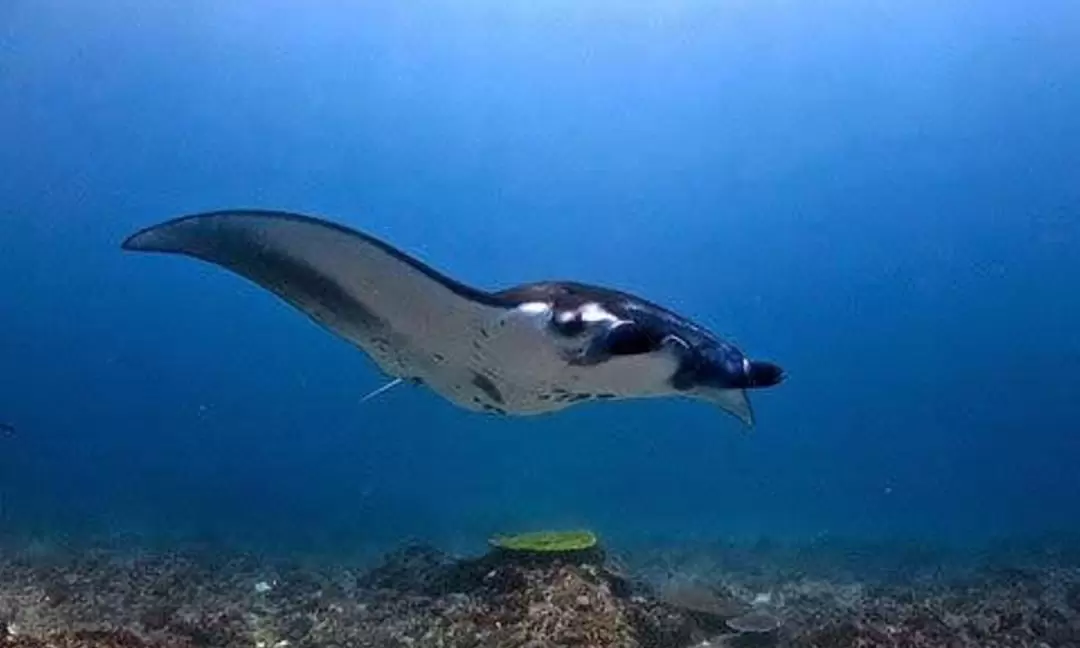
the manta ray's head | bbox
[671,336,785,426]
[690,341,786,390]
[563,300,784,427]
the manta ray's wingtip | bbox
[120,209,352,254]
[120,210,241,251]
[120,214,199,253]
[120,225,157,252]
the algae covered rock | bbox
[489,530,599,553]
[487,530,605,571]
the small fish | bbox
[122,210,784,427]
[0,423,14,436]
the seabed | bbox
[1,533,1079,648]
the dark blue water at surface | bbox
[1,0,1078,558]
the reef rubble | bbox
[1,536,1079,648]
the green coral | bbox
[489,530,599,553]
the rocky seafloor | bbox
[2,535,1080,648]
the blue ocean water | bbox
[1,1,1078,559]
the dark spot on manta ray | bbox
[471,373,505,404]
[481,404,507,415]
[596,393,616,400]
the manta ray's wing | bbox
[122,210,524,411]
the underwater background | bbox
[2,0,1079,561]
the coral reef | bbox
[1,535,1080,647]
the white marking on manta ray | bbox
[518,301,551,316]
[578,302,619,324]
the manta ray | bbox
[122,210,784,427]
